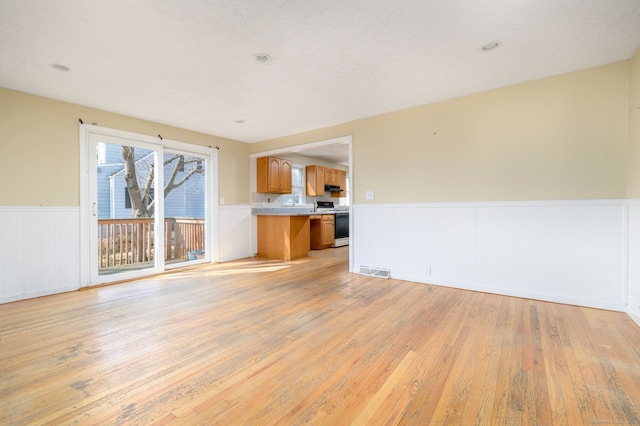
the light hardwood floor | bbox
[1,247,639,425]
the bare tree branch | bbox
[121,149,202,218]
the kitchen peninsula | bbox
[256,211,312,261]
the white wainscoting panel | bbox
[0,206,80,303]
[218,205,253,262]
[353,200,627,311]
[627,201,640,326]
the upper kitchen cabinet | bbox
[257,156,292,194]
[324,168,339,186]
[332,169,347,198]
[306,165,325,196]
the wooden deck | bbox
[1,247,639,425]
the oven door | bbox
[334,212,349,239]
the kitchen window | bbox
[282,165,305,206]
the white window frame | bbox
[282,164,305,206]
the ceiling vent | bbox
[359,266,390,279]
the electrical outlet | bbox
[426,266,431,276]
[219,197,225,205]
[366,190,375,200]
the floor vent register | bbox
[358,266,391,279]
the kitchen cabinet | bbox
[257,156,292,194]
[310,214,335,249]
[331,169,347,198]
[324,168,339,186]
[257,215,310,260]
[306,165,325,196]
[321,167,347,197]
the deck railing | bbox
[98,218,204,269]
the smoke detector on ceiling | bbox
[254,53,272,63]
[51,63,70,71]
[481,41,502,51]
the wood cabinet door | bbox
[279,159,292,193]
[306,165,325,196]
[331,169,347,198]
[267,157,282,192]
[339,170,347,190]
[321,215,335,247]
[324,168,336,185]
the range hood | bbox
[324,184,343,193]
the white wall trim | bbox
[0,285,79,305]
[353,199,628,312]
[249,135,352,159]
[356,199,628,209]
[627,305,640,328]
[626,201,640,326]
[218,205,253,262]
[0,206,79,212]
[0,206,80,304]
[392,274,627,312]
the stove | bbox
[315,201,348,213]
[315,201,349,247]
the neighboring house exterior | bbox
[97,142,205,219]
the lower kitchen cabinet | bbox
[310,214,335,249]
[257,215,310,261]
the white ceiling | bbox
[1,0,639,146]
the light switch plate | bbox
[365,190,375,200]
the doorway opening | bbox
[251,135,353,272]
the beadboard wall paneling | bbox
[0,207,80,303]
[218,205,254,262]
[353,205,477,284]
[627,201,640,326]
[353,200,627,311]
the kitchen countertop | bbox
[252,208,349,216]
[252,208,314,216]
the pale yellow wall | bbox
[629,49,640,198]
[252,62,630,203]
[0,87,250,206]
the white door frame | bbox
[250,135,353,273]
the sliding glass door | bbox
[83,127,213,285]
[162,149,208,267]
[89,133,162,282]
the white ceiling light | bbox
[481,41,502,51]
[254,53,272,63]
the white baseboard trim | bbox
[391,272,627,312]
[0,285,79,305]
[627,305,640,327]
